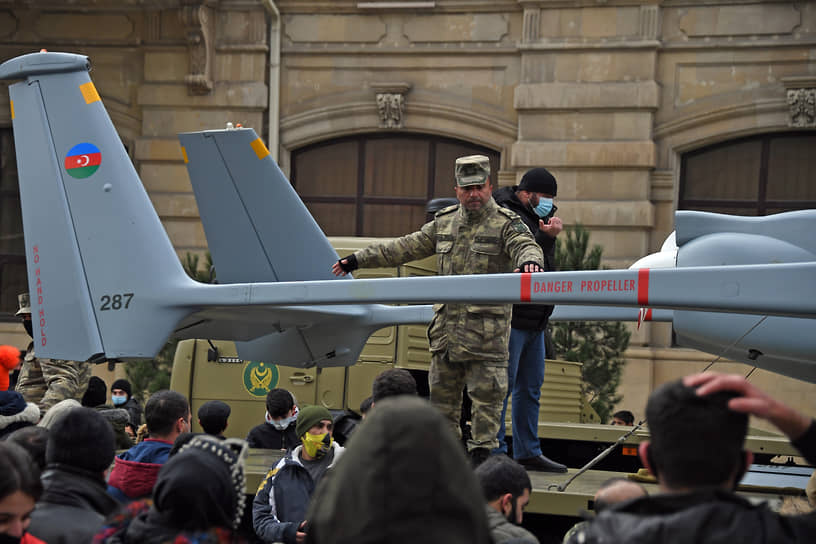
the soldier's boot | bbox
[517,454,567,473]
[469,447,490,468]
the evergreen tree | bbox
[550,225,630,423]
[125,252,214,403]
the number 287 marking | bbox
[100,293,134,311]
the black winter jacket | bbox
[246,421,299,450]
[28,464,121,544]
[566,489,816,544]
[493,185,556,330]
[566,421,816,544]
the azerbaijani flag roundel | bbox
[64,143,101,179]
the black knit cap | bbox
[518,167,557,196]
[46,407,115,473]
[81,376,108,407]
[198,400,231,435]
[154,435,247,530]
[111,378,132,399]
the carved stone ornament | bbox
[371,82,411,129]
[787,88,816,128]
[180,2,214,95]
[376,93,405,128]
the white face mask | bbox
[265,406,298,431]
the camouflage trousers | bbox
[16,348,92,418]
[429,350,507,452]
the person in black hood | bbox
[82,376,133,449]
[27,407,121,544]
[565,373,816,544]
[94,434,249,543]
[304,396,493,544]
[492,168,566,473]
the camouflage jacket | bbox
[16,342,91,417]
[354,198,543,362]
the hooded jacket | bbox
[493,186,556,330]
[28,464,121,544]
[253,442,345,544]
[107,438,173,502]
[0,390,39,439]
[565,489,816,544]
[567,421,816,544]
[94,500,248,544]
[304,396,493,544]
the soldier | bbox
[14,293,92,419]
[332,155,544,465]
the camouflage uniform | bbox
[354,195,543,451]
[14,293,91,418]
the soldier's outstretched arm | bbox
[502,220,544,272]
[350,222,437,271]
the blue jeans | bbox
[493,328,545,459]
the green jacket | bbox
[355,198,543,362]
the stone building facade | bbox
[1,0,814,421]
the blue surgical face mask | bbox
[533,198,553,218]
[111,394,127,406]
[266,407,298,431]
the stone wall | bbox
[2,0,815,421]
[271,0,816,421]
[0,0,269,264]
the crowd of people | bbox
[2,156,815,542]
[1,370,814,543]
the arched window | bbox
[679,132,816,215]
[0,128,26,319]
[291,133,500,237]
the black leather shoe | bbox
[469,447,490,468]
[517,455,567,473]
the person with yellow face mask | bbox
[252,405,345,544]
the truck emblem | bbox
[243,360,278,397]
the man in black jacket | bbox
[246,388,299,450]
[566,373,816,543]
[492,168,566,472]
[28,407,120,543]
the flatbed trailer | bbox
[243,427,811,518]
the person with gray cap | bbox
[332,155,544,466]
[14,292,92,419]
[253,404,345,543]
[27,407,121,543]
[492,168,567,472]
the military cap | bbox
[455,155,490,187]
[15,293,30,316]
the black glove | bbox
[337,254,359,273]
[518,261,543,273]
